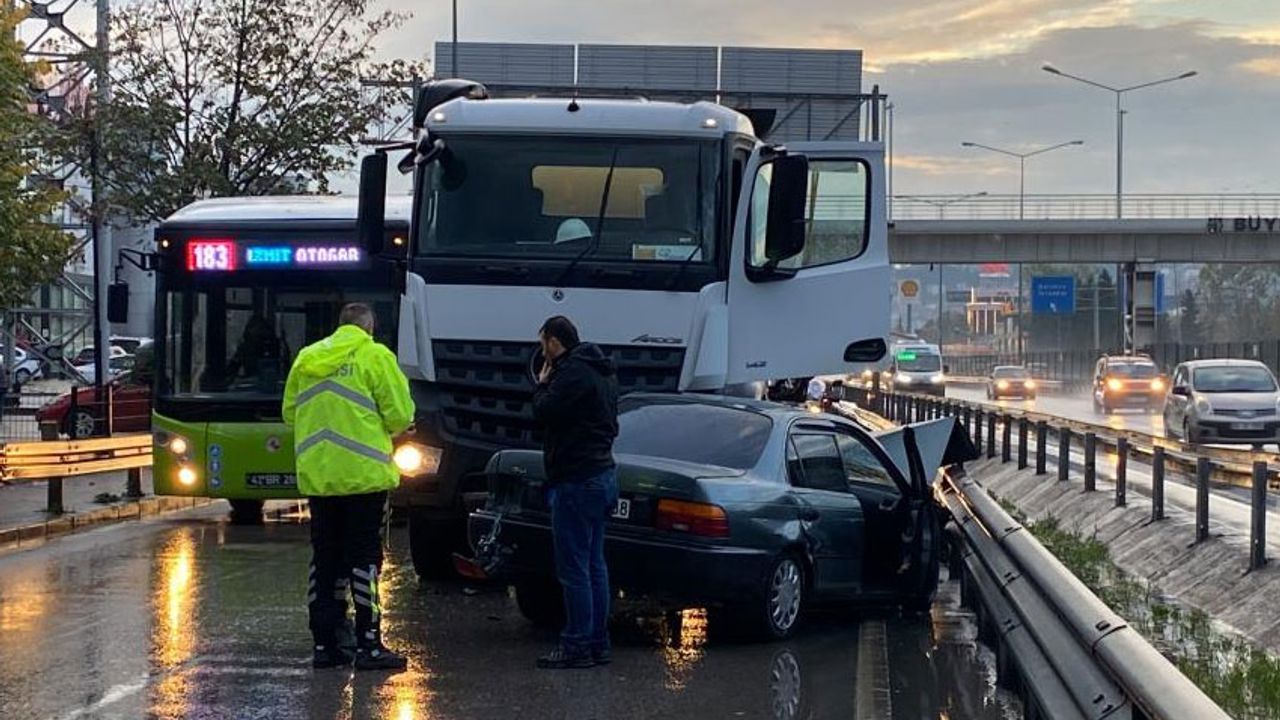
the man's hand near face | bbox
[538,362,554,385]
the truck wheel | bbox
[408,510,454,579]
[514,578,565,628]
[228,499,264,525]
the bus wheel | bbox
[229,499,264,525]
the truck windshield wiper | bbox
[663,243,703,291]
[554,147,619,288]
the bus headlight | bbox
[176,465,198,487]
[169,436,189,455]
[155,431,190,457]
[394,442,442,477]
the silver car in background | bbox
[1163,359,1280,446]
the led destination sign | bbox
[186,240,366,272]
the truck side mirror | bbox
[107,282,130,324]
[764,154,810,263]
[357,153,388,256]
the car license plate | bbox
[1231,422,1264,431]
[245,473,296,489]
[610,497,631,520]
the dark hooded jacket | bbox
[532,343,619,484]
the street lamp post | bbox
[1042,64,1196,219]
[960,140,1084,219]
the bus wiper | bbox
[554,147,618,288]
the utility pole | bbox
[960,140,1084,219]
[91,0,112,389]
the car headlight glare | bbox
[1106,377,1123,392]
[394,442,442,477]
[996,380,1010,390]
[1024,380,1036,389]
[930,374,945,384]
[897,375,912,384]
[1151,378,1166,392]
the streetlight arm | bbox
[961,141,1022,159]
[1023,140,1085,158]
[1118,72,1198,93]
[1042,66,1119,93]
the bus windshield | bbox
[417,134,719,264]
[159,284,396,401]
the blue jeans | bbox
[548,468,618,656]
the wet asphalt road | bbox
[0,507,1020,720]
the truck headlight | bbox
[394,442,442,477]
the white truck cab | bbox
[356,79,891,575]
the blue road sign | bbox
[1031,276,1076,314]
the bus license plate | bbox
[610,498,631,520]
[246,473,297,489]
[1231,422,1264,431]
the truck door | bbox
[726,143,889,385]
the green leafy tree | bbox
[63,0,422,223]
[0,6,76,310]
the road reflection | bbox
[150,528,198,718]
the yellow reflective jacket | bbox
[282,325,414,496]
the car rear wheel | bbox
[228,499,264,525]
[514,578,564,629]
[716,554,805,641]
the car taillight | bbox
[655,499,730,537]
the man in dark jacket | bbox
[531,315,619,669]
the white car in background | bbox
[1164,359,1280,447]
[1,347,46,387]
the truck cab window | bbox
[748,158,871,271]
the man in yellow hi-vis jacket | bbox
[283,303,414,672]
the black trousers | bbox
[307,491,388,649]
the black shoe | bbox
[536,647,595,670]
[592,648,612,666]
[355,645,408,672]
[312,645,354,669]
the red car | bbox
[37,373,151,438]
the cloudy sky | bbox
[378,0,1280,197]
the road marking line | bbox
[855,618,893,719]
[55,674,148,720]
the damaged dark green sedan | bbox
[464,394,976,640]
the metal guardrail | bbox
[891,193,1280,220]
[828,396,1233,719]
[850,388,1272,571]
[0,435,151,514]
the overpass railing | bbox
[891,193,1280,220]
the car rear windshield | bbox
[1192,366,1277,393]
[1108,363,1157,378]
[615,400,772,471]
[993,367,1028,379]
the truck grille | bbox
[431,340,686,447]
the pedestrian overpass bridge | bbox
[887,194,1280,264]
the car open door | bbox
[726,142,889,385]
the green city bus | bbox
[147,196,409,522]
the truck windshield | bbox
[417,135,719,264]
[159,285,396,400]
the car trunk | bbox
[483,450,744,535]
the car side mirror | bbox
[764,154,810,264]
[1171,385,1190,397]
[357,153,388,256]
[107,282,130,324]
